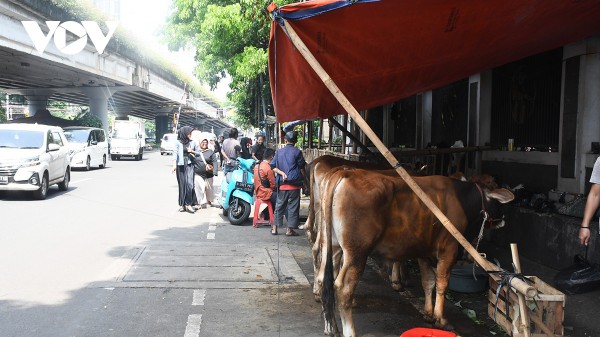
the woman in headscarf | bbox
[240,137,253,159]
[192,138,216,208]
[171,126,198,213]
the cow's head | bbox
[481,187,514,229]
[468,175,514,229]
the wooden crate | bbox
[488,276,565,337]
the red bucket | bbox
[400,328,456,337]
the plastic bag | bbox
[554,251,600,294]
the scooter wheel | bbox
[228,199,251,225]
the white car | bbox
[0,123,71,199]
[63,127,109,170]
[160,133,177,155]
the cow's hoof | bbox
[314,293,322,302]
[434,319,454,331]
[423,314,436,323]
[391,281,405,292]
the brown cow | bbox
[318,170,514,337]
[306,156,391,298]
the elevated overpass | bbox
[0,0,231,138]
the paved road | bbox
[0,150,497,337]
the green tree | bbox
[164,0,296,129]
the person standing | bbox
[211,138,221,176]
[218,135,225,168]
[192,138,216,208]
[221,128,241,177]
[172,126,198,213]
[580,157,600,246]
[252,135,267,161]
[271,131,306,236]
[240,137,253,159]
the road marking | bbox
[70,178,92,184]
[207,223,216,239]
[192,289,205,306]
[183,314,202,337]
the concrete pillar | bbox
[575,36,600,193]
[155,114,170,142]
[422,90,433,147]
[479,70,493,146]
[80,87,113,133]
[21,89,54,116]
[555,36,600,193]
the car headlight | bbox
[20,156,41,168]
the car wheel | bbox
[100,155,106,168]
[111,155,118,161]
[160,152,164,155]
[58,169,70,191]
[33,173,48,200]
[85,156,91,171]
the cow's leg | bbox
[390,261,404,291]
[332,245,343,279]
[335,255,367,337]
[312,231,323,301]
[433,257,455,329]
[417,258,436,322]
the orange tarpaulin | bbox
[268,0,600,123]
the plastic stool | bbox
[253,199,274,228]
[400,328,456,337]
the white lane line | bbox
[207,223,216,240]
[192,289,206,306]
[70,178,92,184]
[183,314,202,337]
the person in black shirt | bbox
[252,135,266,161]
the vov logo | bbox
[22,21,118,55]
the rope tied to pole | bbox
[489,263,535,323]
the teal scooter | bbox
[220,157,255,225]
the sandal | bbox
[271,225,278,235]
[285,230,299,237]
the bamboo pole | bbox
[510,244,531,337]
[280,19,537,298]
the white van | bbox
[63,127,109,170]
[110,120,145,161]
[0,123,70,199]
[160,133,177,155]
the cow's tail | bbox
[305,161,317,235]
[321,171,344,334]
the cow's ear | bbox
[486,188,515,204]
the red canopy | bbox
[268,0,600,123]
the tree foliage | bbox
[164,0,296,129]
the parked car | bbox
[0,123,70,199]
[160,133,177,155]
[63,127,109,170]
[145,137,155,151]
